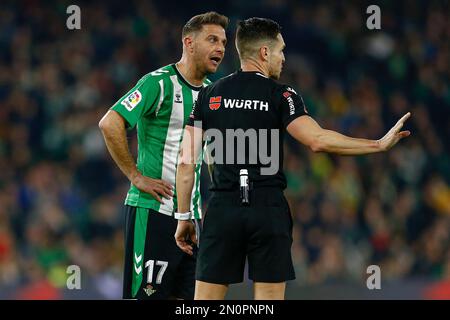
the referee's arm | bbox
[174,124,204,255]
[287,112,411,155]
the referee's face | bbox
[193,24,227,75]
[268,34,286,80]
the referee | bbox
[174,18,411,300]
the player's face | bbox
[268,34,285,80]
[193,24,227,74]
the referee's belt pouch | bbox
[210,187,285,208]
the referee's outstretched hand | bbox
[175,220,197,256]
[131,172,173,204]
[378,112,411,151]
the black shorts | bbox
[196,187,295,284]
[122,206,199,299]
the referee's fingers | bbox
[396,112,411,128]
[399,130,410,138]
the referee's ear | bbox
[259,46,270,62]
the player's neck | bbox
[175,59,205,87]
[240,60,269,77]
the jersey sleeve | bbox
[276,85,309,128]
[111,75,161,129]
[187,87,205,128]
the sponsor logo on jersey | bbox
[209,96,222,110]
[286,87,297,95]
[143,284,156,296]
[283,91,295,115]
[283,91,291,98]
[134,252,142,274]
[209,96,269,112]
[222,99,269,112]
[121,89,142,111]
[175,92,182,103]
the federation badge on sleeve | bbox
[121,89,142,111]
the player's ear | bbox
[183,35,195,53]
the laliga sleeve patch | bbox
[121,89,142,111]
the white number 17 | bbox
[145,260,168,284]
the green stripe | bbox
[181,85,193,127]
[132,207,149,298]
[192,162,202,219]
[189,89,202,219]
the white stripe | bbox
[192,89,200,106]
[155,80,164,116]
[159,76,185,215]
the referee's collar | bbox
[237,69,268,79]
[172,64,204,91]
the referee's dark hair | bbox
[236,18,281,60]
[182,11,229,37]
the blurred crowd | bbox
[0,0,448,298]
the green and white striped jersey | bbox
[111,64,209,218]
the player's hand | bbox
[131,172,173,204]
[175,220,197,255]
[378,112,411,151]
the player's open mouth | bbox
[210,57,221,66]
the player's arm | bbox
[99,110,173,203]
[174,124,204,255]
[287,113,411,155]
[174,88,206,255]
[176,125,204,213]
[99,76,173,203]
[99,110,139,181]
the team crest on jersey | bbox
[121,89,142,111]
[209,96,222,110]
[143,284,156,296]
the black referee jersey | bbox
[188,69,308,191]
